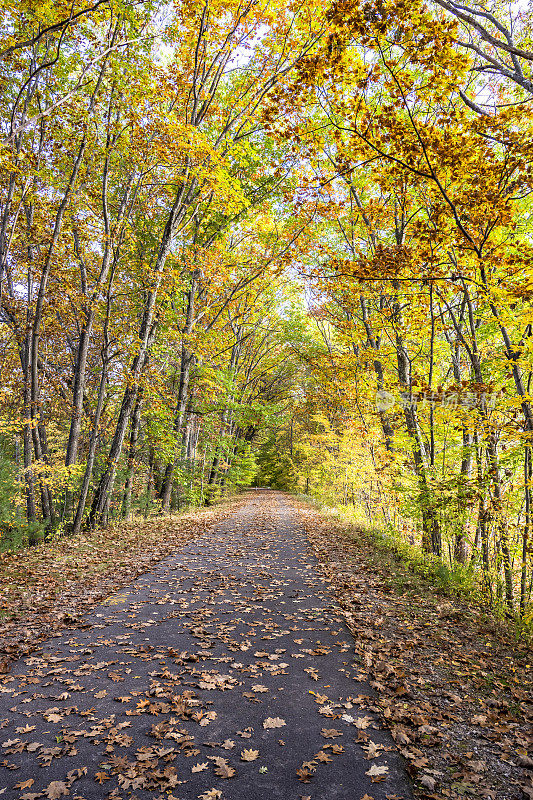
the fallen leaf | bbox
[420,774,436,790]
[365,764,389,782]
[241,749,259,761]
[215,762,236,778]
[14,780,34,790]
[45,781,68,799]
[263,717,286,729]
[363,740,384,759]
[353,716,373,730]
[321,728,343,738]
[296,767,314,782]
[198,791,222,800]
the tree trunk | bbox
[161,271,199,512]
[71,353,109,535]
[122,389,143,519]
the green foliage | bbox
[254,433,299,491]
[0,446,46,550]
[228,444,257,489]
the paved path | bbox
[0,491,413,799]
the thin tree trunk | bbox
[21,327,36,522]
[122,389,143,519]
[520,444,531,616]
[71,354,109,535]
[161,271,199,511]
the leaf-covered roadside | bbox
[297,501,533,800]
[0,499,244,671]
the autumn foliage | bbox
[1,0,533,624]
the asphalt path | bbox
[0,490,413,800]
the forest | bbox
[1,0,533,626]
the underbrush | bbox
[295,495,533,639]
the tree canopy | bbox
[2,0,533,624]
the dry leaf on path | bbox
[214,763,236,779]
[241,748,259,761]
[263,716,286,729]
[321,728,342,738]
[45,781,69,799]
[365,763,389,781]
[14,780,34,790]
[353,716,373,730]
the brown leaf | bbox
[215,763,236,779]
[14,779,34,790]
[420,774,436,790]
[241,749,259,761]
[296,767,314,782]
[365,764,388,782]
[263,717,286,729]
[321,728,342,738]
[353,716,373,730]
[363,740,384,759]
[45,781,68,799]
